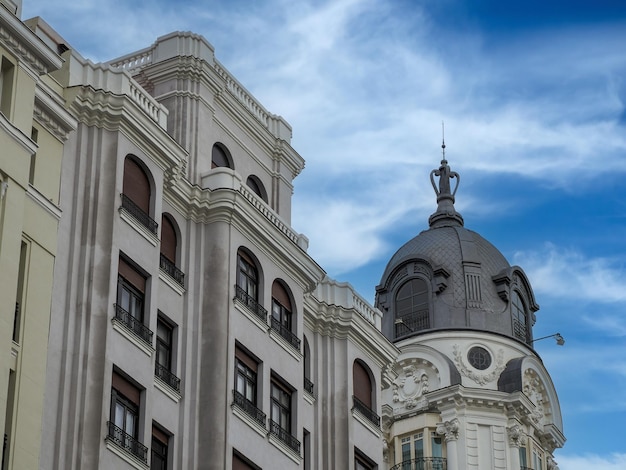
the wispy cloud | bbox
[556,453,626,470]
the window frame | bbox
[270,377,292,434]
[237,251,258,301]
[394,277,430,337]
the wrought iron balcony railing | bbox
[270,317,301,350]
[232,390,266,427]
[120,193,158,235]
[114,304,153,345]
[106,421,148,463]
[395,309,430,337]
[390,457,448,470]
[234,285,268,322]
[155,362,181,392]
[352,395,380,427]
[269,420,300,454]
[159,253,185,287]
[304,377,314,395]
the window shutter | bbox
[353,361,372,408]
[123,157,151,213]
[118,257,146,293]
[160,215,177,262]
[272,281,291,310]
[235,346,258,373]
[112,371,141,405]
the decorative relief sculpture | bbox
[391,364,430,409]
[547,455,560,470]
[506,424,527,447]
[453,344,505,385]
[523,369,547,424]
[436,418,460,441]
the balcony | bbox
[234,285,268,322]
[270,317,300,350]
[304,377,314,395]
[352,395,380,427]
[120,193,158,235]
[114,304,153,345]
[269,420,300,454]
[390,458,448,470]
[106,421,148,463]
[159,253,185,287]
[155,362,181,392]
[395,309,430,337]
[232,390,266,427]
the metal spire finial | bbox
[441,121,446,162]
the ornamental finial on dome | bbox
[428,123,464,227]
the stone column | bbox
[436,419,460,470]
[507,424,526,470]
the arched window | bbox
[353,360,373,409]
[271,280,300,350]
[512,291,529,343]
[122,156,157,235]
[211,143,233,169]
[395,278,429,337]
[246,175,268,203]
[235,249,264,320]
[160,214,177,263]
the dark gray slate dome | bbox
[375,156,538,344]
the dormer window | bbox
[395,278,430,338]
[511,291,529,344]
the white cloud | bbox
[556,453,626,470]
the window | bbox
[155,316,180,391]
[159,214,184,287]
[352,360,380,427]
[269,376,299,452]
[355,448,377,470]
[233,346,265,426]
[271,281,300,349]
[108,371,147,462]
[246,175,268,203]
[398,431,445,469]
[303,429,311,470]
[519,447,528,469]
[303,336,314,395]
[532,448,544,470]
[235,250,266,320]
[1,56,15,117]
[13,242,27,343]
[211,143,233,169]
[512,291,529,343]
[122,156,157,234]
[151,425,169,470]
[116,257,152,345]
[395,278,429,337]
[233,450,261,470]
[29,127,38,184]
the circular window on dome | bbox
[467,346,491,370]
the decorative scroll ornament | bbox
[453,344,505,385]
[523,369,546,424]
[391,365,430,409]
[436,418,460,442]
[507,424,527,447]
[547,455,560,470]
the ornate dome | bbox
[375,153,538,344]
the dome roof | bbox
[375,153,538,344]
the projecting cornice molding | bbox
[0,7,63,75]
[34,84,77,142]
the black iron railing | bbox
[395,309,430,337]
[513,319,529,344]
[106,421,148,463]
[159,253,185,287]
[352,395,380,427]
[114,304,153,345]
[390,458,447,470]
[232,390,266,427]
[270,317,300,350]
[304,377,314,395]
[269,420,300,454]
[234,285,267,322]
[120,193,158,235]
[155,362,181,392]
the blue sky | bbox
[21,0,626,468]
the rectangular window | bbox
[155,315,180,391]
[29,127,38,185]
[303,429,310,470]
[270,379,291,433]
[235,347,258,405]
[519,447,528,468]
[233,450,261,470]
[116,257,153,344]
[532,449,544,470]
[355,448,377,470]
[108,371,147,462]
[1,57,15,118]
[151,425,169,470]
[430,432,443,458]
[13,242,27,343]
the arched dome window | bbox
[512,291,529,344]
[246,175,268,203]
[395,278,430,338]
[211,143,233,169]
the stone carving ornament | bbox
[506,424,527,447]
[453,344,505,385]
[436,418,460,441]
[523,369,546,424]
[392,364,430,409]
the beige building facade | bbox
[0,1,76,469]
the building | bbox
[375,155,566,469]
[0,1,76,468]
[0,2,564,469]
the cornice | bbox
[34,83,77,142]
[0,110,37,155]
[0,7,62,74]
